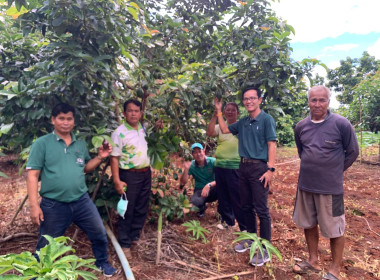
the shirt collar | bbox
[308,109,331,122]
[246,111,264,124]
[52,130,76,142]
[123,120,142,131]
[194,158,208,167]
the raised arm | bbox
[206,112,218,137]
[84,144,112,173]
[214,97,230,134]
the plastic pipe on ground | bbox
[104,223,135,280]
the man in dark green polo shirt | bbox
[214,87,277,267]
[26,103,116,277]
[180,143,217,217]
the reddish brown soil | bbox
[1,147,379,280]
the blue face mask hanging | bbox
[117,193,128,219]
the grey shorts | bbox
[292,188,345,238]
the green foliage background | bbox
[0,0,328,216]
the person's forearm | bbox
[27,171,40,208]
[180,169,189,185]
[344,141,359,171]
[267,141,276,168]
[110,156,121,183]
[206,115,218,137]
[217,114,230,134]
[84,156,103,173]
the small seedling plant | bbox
[182,220,210,243]
[233,232,282,267]
[0,235,97,280]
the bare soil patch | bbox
[1,147,379,279]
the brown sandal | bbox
[293,261,321,274]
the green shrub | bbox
[0,235,97,280]
[182,220,210,243]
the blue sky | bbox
[271,0,380,107]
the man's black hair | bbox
[52,103,75,117]
[242,86,262,99]
[123,99,142,112]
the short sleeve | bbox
[228,120,240,135]
[215,124,221,135]
[26,139,45,170]
[264,116,277,141]
[188,161,195,176]
[82,141,91,163]
[110,130,123,157]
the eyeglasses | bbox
[242,97,258,102]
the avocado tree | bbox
[0,0,320,216]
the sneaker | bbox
[250,249,270,267]
[216,221,232,230]
[97,261,116,277]
[197,209,206,218]
[122,247,132,259]
[234,240,252,253]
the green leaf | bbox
[1,123,14,134]
[35,76,55,85]
[127,7,138,21]
[91,136,103,148]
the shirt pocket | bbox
[321,132,341,150]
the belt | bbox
[241,158,262,164]
[126,167,150,172]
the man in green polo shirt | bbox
[180,143,217,218]
[26,103,116,277]
[214,87,277,267]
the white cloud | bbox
[271,0,380,43]
[367,38,380,59]
[321,44,359,53]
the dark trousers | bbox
[191,186,218,211]
[215,167,246,230]
[118,168,151,248]
[239,161,271,241]
[36,193,109,266]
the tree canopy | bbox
[0,0,321,166]
[327,52,380,132]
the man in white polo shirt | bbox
[110,99,151,260]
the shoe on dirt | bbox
[234,240,252,253]
[97,261,116,277]
[250,249,270,267]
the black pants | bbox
[239,161,271,241]
[118,168,151,248]
[215,167,246,230]
[191,186,218,211]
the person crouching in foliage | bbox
[180,143,217,218]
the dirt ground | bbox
[0,147,379,280]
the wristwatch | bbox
[268,167,275,172]
[208,183,212,188]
